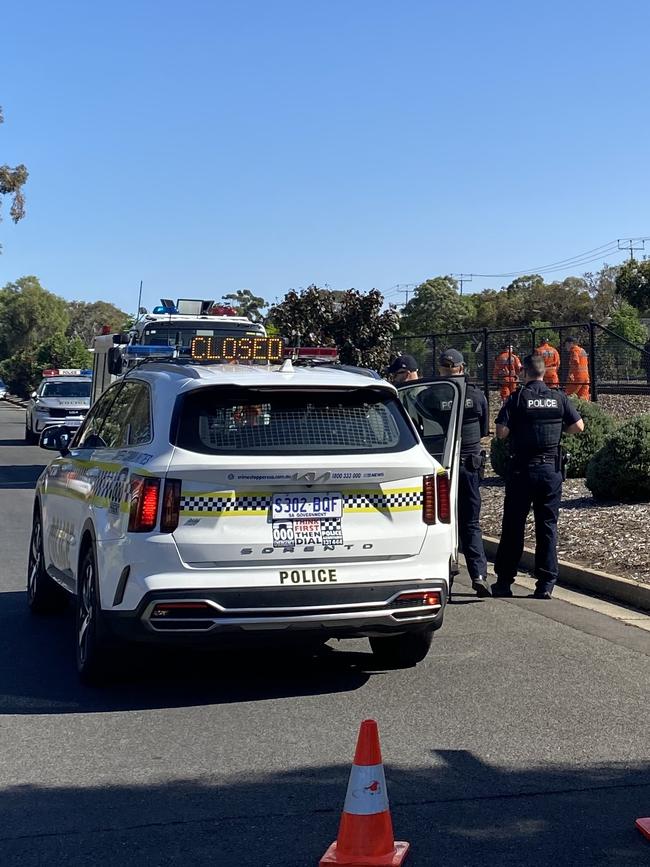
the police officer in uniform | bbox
[492,353,584,599]
[438,349,491,597]
[387,354,419,384]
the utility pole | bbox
[452,273,473,295]
[617,238,649,261]
[395,283,416,306]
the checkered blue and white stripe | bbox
[180,489,422,515]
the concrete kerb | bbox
[3,395,27,408]
[483,534,650,613]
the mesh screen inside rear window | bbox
[176,387,415,454]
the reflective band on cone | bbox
[319,719,409,866]
[636,817,650,840]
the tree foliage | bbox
[268,285,400,369]
[0,276,69,358]
[268,285,337,346]
[615,259,650,313]
[222,288,268,323]
[0,107,28,245]
[0,275,127,396]
[400,277,473,335]
[334,289,400,368]
[67,300,129,345]
[0,335,92,398]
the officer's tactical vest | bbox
[460,385,483,452]
[511,384,564,455]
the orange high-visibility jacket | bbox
[493,351,522,381]
[568,345,589,382]
[537,342,560,377]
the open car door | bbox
[397,376,467,571]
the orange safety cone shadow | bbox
[319,719,409,866]
[636,817,650,840]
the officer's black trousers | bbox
[458,464,487,581]
[494,462,562,595]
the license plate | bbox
[271,492,342,520]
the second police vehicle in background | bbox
[25,368,92,444]
[28,300,466,682]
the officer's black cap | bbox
[439,348,464,366]
[388,354,419,373]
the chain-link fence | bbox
[392,321,650,399]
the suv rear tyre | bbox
[76,545,113,685]
[27,511,68,613]
[369,627,434,668]
[25,421,37,444]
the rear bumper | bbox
[103,579,447,645]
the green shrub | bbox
[562,398,616,478]
[586,415,650,501]
[490,435,509,478]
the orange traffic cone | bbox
[319,719,409,866]
[636,817,650,840]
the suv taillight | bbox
[423,475,436,524]
[160,479,181,533]
[128,475,160,532]
[437,472,451,523]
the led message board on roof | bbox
[190,335,284,363]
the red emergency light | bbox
[209,305,238,316]
[284,347,339,359]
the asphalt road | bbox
[0,399,648,866]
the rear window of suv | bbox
[174,386,417,455]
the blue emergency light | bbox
[152,304,178,314]
[124,344,173,356]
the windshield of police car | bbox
[175,386,417,455]
[40,381,92,398]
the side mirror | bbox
[39,425,72,454]
[107,346,124,375]
[31,391,38,399]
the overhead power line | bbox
[382,235,649,302]
[470,240,622,279]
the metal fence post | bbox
[589,319,598,402]
[482,328,489,396]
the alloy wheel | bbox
[77,558,95,666]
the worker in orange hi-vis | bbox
[536,336,561,387]
[564,335,590,400]
[493,344,522,401]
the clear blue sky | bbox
[1,0,649,314]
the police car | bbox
[28,337,465,682]
[25,369,92,444]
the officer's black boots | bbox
[491,582,514,598]
[472,577,492,597]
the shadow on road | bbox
[0,591,376,715]
[0,464,45,489]
[0,753,648,865]
[0,438,34,447]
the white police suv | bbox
[25,369,92,444]
[28,338,465,682]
